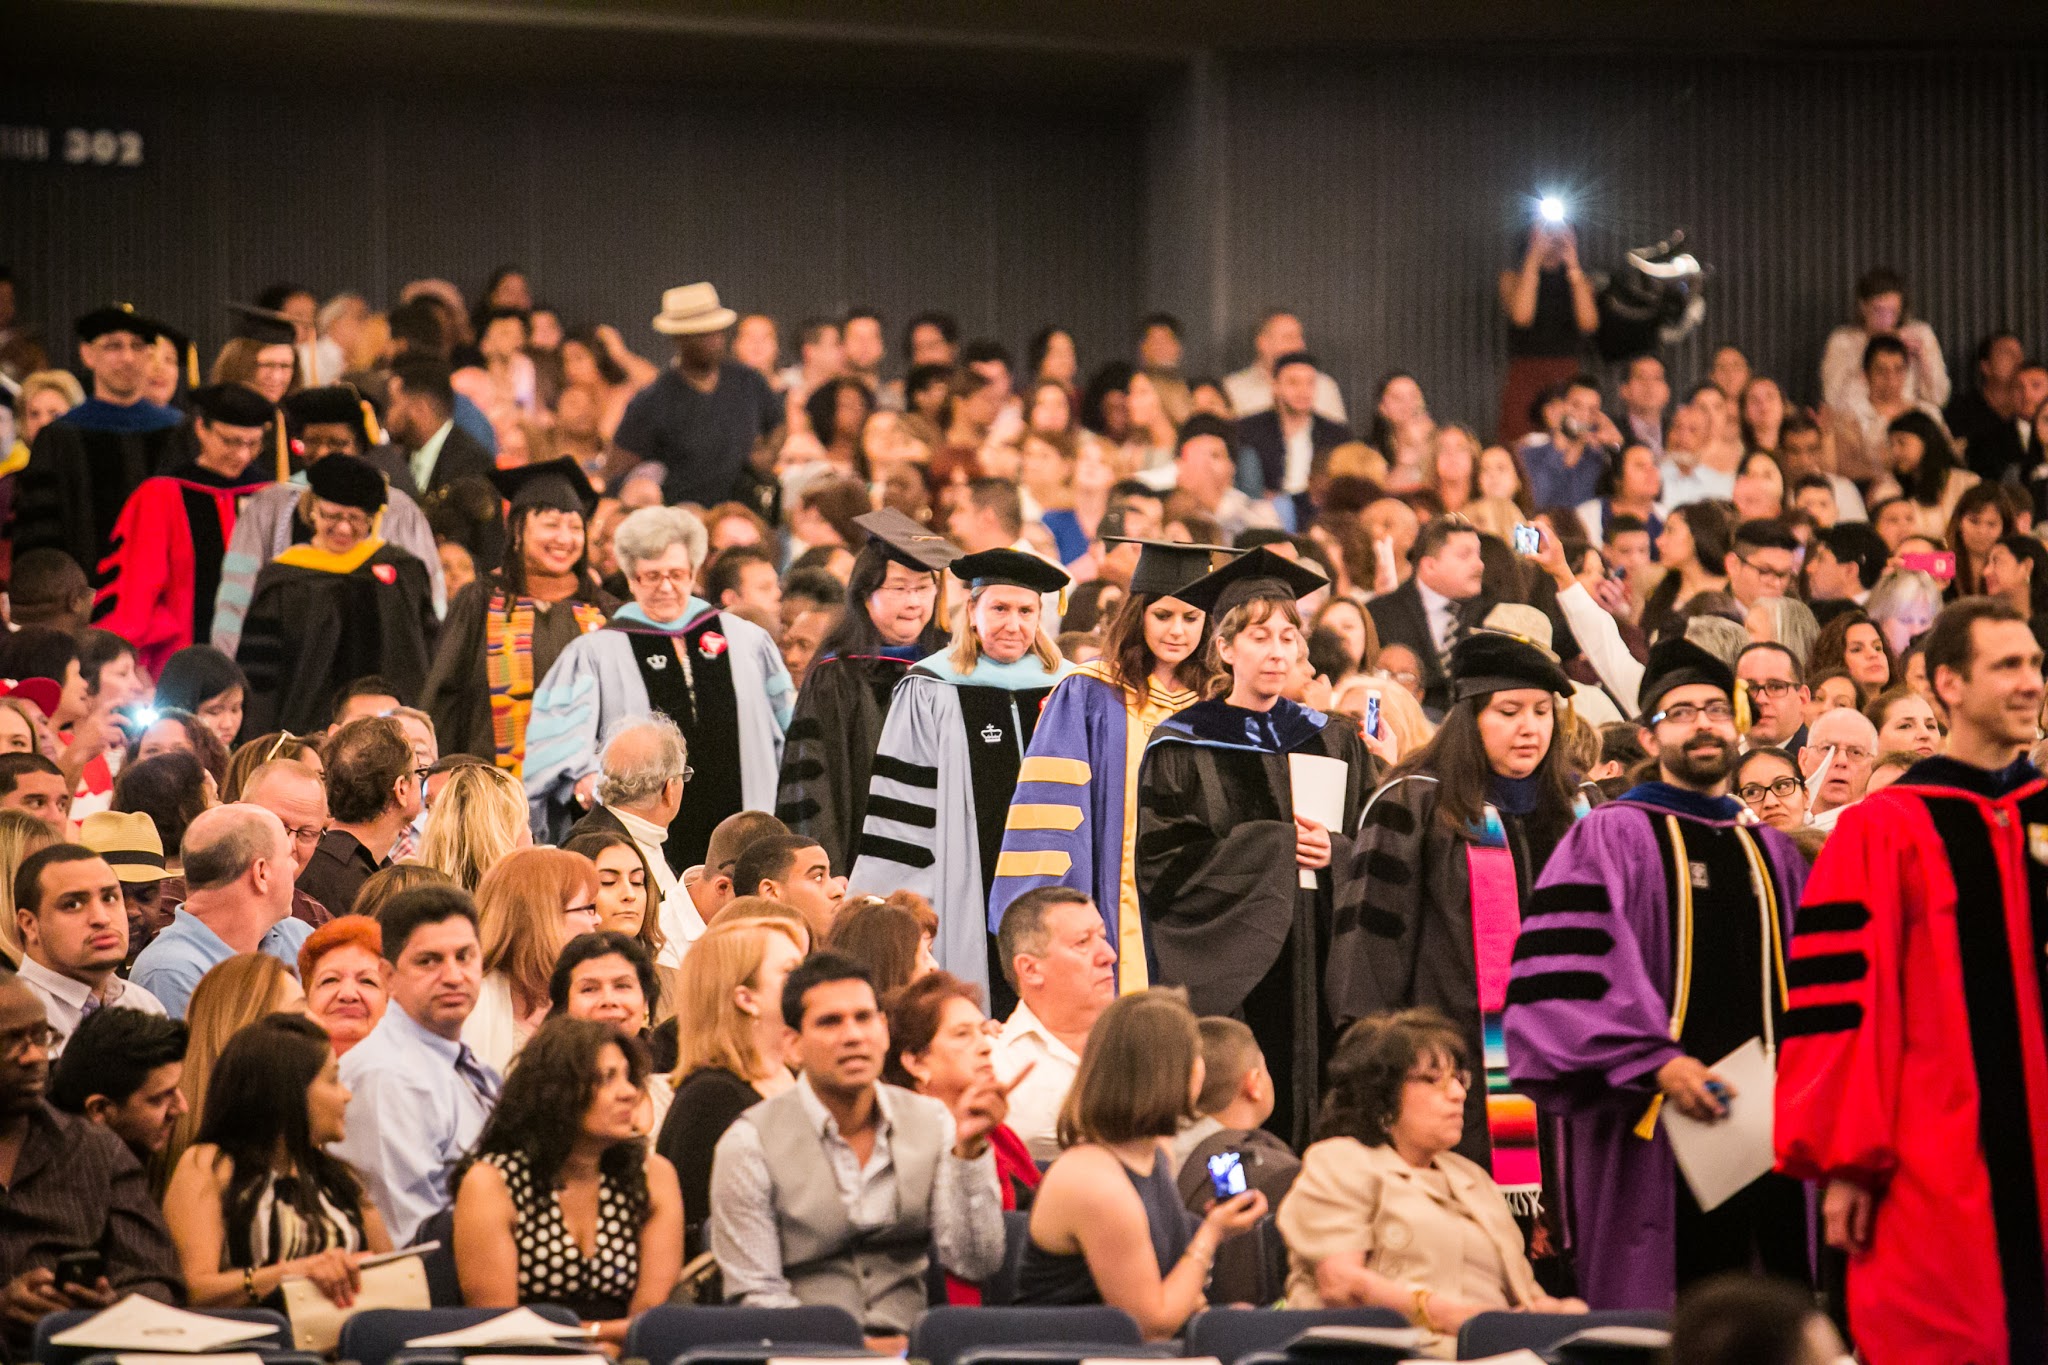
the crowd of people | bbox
[0,251,2043,1365]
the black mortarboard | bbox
[189,382,275,429]
[1635,636,1736,721]
[949,547,1072,595]
[1449,631,1573,702]
[489,455,599,517]
[855,508,960,574]
[1169,545,1327,619]
[1103,537,1239,601]
[283,384,366,429]
[226,301,298,347]
[74,304,162,344]
[305,453,388,513]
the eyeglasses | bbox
[1650,701,1736,727]
[1829,745,1874,763]
[1745,679,1802,699]
[631,569,692,588]
[564,902,602,923]
[678,766,695,784]
[264,730,299,762]
[211,432,268,454]
[1738,776,1803,805]
[1405,1068,1473,1093]
[0,1022,62,1060]
[311,506,372,533]
[413,766,433,784]
[1738,557,1795,585]
[284,824,325,847]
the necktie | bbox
[455,1047,501,1106]
[78,993,104,1022]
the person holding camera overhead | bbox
[1497,208,1600,445]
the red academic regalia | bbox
[95,471,268,677]
[1776,765,2048,1365]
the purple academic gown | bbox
[1501,784,1808,1309]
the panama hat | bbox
[652,283,738,336]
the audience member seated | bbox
[1171,1017,1302,1305]
[419,763,529,894]
[549,930,670,1132]
[238,759,336,926]
[299,914,389,1056]
[465,846,602,1072]
[1735,643,1810,754]
[0,976,180,1355]
[76,809,176,957]
[162,1013,392,1308]
[298,717,419,917]
[1734,748,1813,840]
[993,886,1117,1163]
[12,844,165,1048]
[885,969,1041,1303]
[47,1006,189,1162]
[131,710,231,790]
[109,751,208,877]
[0,753,70,835]
[828,893,938,997]
[1016,989,1264,1338]
[350,861,454,921]
[453,1017,683,1344]
[1275,1009,1581,1356]
[131,804,312,1017]
[566,716,694,961]
[709,954,1008,1348]
[1667,1273,1848,1365]
[561,830,668,1006]
[679,810,788,943]
[334,884,497,1244]
[1799,705,1879,831]
[732,833,846,943]
[656,916,806,1257]
[0,809,59,968]
[163,952,307,1178]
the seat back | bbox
[414,1207,462,1307]
[623,1306,863,1365]
[36,1308,290,1365]
[1456,1310,1670,1359]
[336,1306,580,1365]
[1185,1308,1410,1364]
[908,1306,1143,1365]
[977,1212,1032,1308]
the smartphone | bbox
[54,1250,103,1291]
[1362,692,1381,741]
[1900,551,1956,583]
[1512,523,1541,556]
[1206,1149,1248,1200]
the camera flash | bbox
[1538,196,1567,224]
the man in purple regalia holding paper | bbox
[1503,637,1812,1309]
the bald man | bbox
[1800,707,1880,832]
[239,760,337,925]
[567,715,691,961]
[129,804,314,1016]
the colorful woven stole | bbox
[487,593,607,775]
[1467,804,1541,1204]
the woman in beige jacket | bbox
[1276,1009,1583,1356]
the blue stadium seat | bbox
[336,1306,581,1365]
[908,1306,1144,1365]
[1456,1310,1670,1359]
[624,1305,863,1365]
[35,1307,289,1365]
[1184,1307,1411,1364]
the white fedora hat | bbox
[652,282,737,336]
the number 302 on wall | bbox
[63,128,145,167]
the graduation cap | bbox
[489,455,599,518]
[855,507,961,575]
[225,301,298,346]
[284,384,381,451]
[1169,544,1327,619]
[949,547,1071,595]
[1449,630,1573,703]
[1103,537,1239,601]
[74,304,163,344]
[188,382,275,429]
[305,452,388,513]
[1635,635,1736,722]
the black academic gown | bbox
[12,402,184,578]
[1135,697,1374,1149]
[420,575,615,764]
[774,649,925,875]
[236,541,438,738]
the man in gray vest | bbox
[709,953,1014,1348]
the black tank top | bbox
[1507,267,1584,358]
[1014,1149,1195,1306]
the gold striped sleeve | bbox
[993,850,1073,879]
[1005,803,1084,832]
[1017,756,1090,785]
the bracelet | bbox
[243,1266,257,1303]
[1408,1285,1439,1333]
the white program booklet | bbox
[1662,1036,1776,1212]
[405,1307,587,1348]
[50,1296,277,1353]
[1289,752,1349,888]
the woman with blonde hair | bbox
[419,763,529,892]
[162,954,307,1181]
[653,916,806,1258]
[463,847,601,1072]
[221,732,323,802]
[0,809,58,966]
[1744,596,1822,673]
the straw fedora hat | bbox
[77,810,169,884]
[652,283,738,336]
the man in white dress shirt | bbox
[991,886,1117,1163]
[11,846,164,1058]
[1222,310,1347,423]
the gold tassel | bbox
[360,398,380,450]
[184,342,199,390]
[274,412,289,482]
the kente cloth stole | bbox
[1467,803,1540,1201]
[488,594,607,772]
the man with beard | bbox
[1503,637,1811,1309]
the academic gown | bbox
[846,650,1061,1009]
[524,600,792,859]
[420,577,613,772]
[1502,783,1811,1310]
[11,398,183,576]
[988,663,1199,993]
[1777,756,2048,1365]
[235,539,439,739]
[774,646,926,875]
[1134,697,1373,1150]
[1335,773,1587,1207]
[93,464,272,677]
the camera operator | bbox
[1497,216,1600,444]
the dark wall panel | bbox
[1208,52,2048,433]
